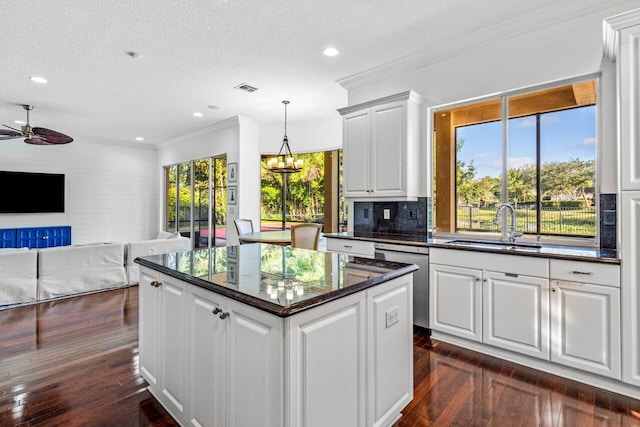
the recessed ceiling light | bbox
[135,137,144,141]
[193,112,203,117]
[29,76,48,84]
[14,120,26,125]
[323,47,339,57]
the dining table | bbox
[237,230,291,246]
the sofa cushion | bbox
[37,242,127,300]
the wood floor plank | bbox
[1,286,639,426]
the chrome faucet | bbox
[493,203,523,243]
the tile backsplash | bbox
[354,197,431,235]
[599,193,616,250]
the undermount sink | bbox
[447,239,542,252]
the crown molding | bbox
[158,116,240,149]
[603,8,640,60]
[337,90,425,116]
[338,0,634,91]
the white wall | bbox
[258,114,343,154]
[0,137,158,244]
[341,3,640,194]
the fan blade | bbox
[0,129,23,139]
[24,136,51,145]
[32,127,73,144]
[2,124,23,132]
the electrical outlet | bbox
[386,306,399,328]
[408,209,418,220]
[384,209,391,220]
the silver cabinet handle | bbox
[572,271,593,275]
[344,245,353,248]
[219,312,230,320]
[212,307,222,315]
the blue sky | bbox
[456,105,596,178]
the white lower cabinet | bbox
[430,249,550,351]
[550,281,621,379]
[483,271,549,360]
[430,263,483,342]
[139,266,413,427]
[429,248,624,384]
[139,270,188,421]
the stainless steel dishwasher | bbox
[374,242,429,329]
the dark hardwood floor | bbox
[0,287,638,426]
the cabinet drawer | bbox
[549,259,620,287]
[325,238,375,258]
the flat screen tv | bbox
[0,171,65,213]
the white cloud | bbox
[508,157,535,169]
[578,137,596,146]
[519,117,536,128]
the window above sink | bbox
[431,74,598,247]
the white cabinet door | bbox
[287,292,367,427]
[551,281,621,379]
[370,101,405,197]
[225,298,283,427]
[430,263,482,342]
[619,25,640,190]
[343,109,371,198]
[187,286,226,427]
[483,271,549,360]
[622,192,640,386]
[159,276,188,421]
[139,269,161,389]
[366,275,413,427]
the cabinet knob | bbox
[212,307,223,315]
[150,280,162,288]
[482,278,487,282]
[552,288,556,292]
[219,312,230,320]
[475,277,480,281]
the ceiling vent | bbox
[234,83,259,93]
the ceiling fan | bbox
[0,104,73,145]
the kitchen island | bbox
[135,243,417,427]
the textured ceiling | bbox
[0,0,631,146]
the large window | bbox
[165,156,227,248]
[259,150,347,232]
[433,78,597,242]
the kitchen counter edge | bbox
[323,233,620,264]
[135,256,419,318]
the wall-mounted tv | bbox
[0,171,65,213]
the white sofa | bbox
[37,242,127,301]
[125,233,191,285]
[0,248,38,306]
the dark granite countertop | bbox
[135,244,418,317]
[324,232,620,264]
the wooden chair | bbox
[234,219,254,244]
[290,223,323,250]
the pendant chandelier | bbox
[266,100,303,173]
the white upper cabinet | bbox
[604,9,640,190]
[339,91,425,201]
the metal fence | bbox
[457,205,596,237]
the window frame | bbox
[428,72,601,247]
